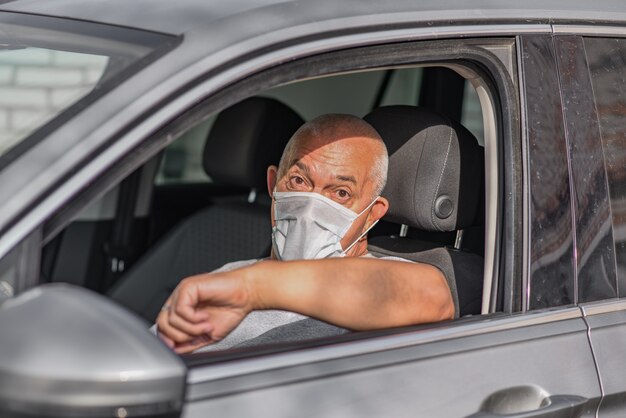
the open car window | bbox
[39,62,497,356]
[22,33,520,366]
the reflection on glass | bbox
[586,37,626,297]
[556,36,617,303]
[523,36,575,309]
[0,13,175,163]
[0,49,108,153]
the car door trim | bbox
[552,25,626,37]
[187,308,581,385]
[581,299,626,316]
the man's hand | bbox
[156,272,255,354]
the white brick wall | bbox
[0,48,107,154]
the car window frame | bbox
[0,25,529,378]
[36,36,519,314]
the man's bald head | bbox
[277,114,388,197]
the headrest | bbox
[203,97,304,188]
[364,106,483,232]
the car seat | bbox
[364,106,485,317]
[108,97,304,321]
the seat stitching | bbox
[431,124,453,231]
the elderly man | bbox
[157,114,454,353]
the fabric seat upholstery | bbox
[109,97,304,321]
[364,106,485,317]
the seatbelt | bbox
[103,168,142,289]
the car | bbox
[1,0,626,416]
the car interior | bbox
[38,65,489,351]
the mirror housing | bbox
[0,284,186,418]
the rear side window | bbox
[586,37,626,298]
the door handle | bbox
[468,394,588,418]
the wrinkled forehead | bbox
[286,135,378,185]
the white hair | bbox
[278,114,388,198]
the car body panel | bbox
[583,301,626,417]
[3,0,626,35]
[183,311,599,417]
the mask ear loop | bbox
[342,219,380,255]
[341,196,381,255]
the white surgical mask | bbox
[271,191,379,260]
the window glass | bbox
[155,117,215,185]
[585,37,626,298]
[0,13,177,164]
[0,49,108,153]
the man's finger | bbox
[156,311,196,344]
[174,285,210,322]
[174,304,210,323]
[168,312,213,337]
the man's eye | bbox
[289,176,306,188]
[337,189,350,199]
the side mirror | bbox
[0,284,186,418]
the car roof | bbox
[2,0,626,35]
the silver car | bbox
[0,0,625,417]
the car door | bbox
[558,31,626,417]
[177,32,601,418]
[0,13,603,418]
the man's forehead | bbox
[287,137,375,181]
[292,160,358,184]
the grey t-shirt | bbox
[154,254,413,352]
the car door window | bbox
[35,36,519,360]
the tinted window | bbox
[586,37,626,298]
[522,35,575,309]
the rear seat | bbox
[109,97,304,321]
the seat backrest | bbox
[109,97,304,321]
[364,106,484,316]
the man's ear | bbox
[369,196,389,224]
[267,165,278,197]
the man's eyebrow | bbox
[294,161,311,176]
[293,161,356,185]
[336,174,357,185]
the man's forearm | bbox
[242,258,454,330]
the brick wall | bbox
[0,48,107,154]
